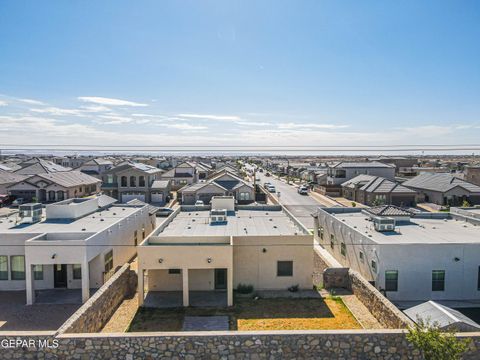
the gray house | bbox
[342,175,417,207]
[326,162,396,186]
[101,162,165,204]
[179,170,254,205]
[403,173,480,206]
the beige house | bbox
[7,171,101,203]
[137,197,313,307]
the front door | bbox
[53,264,67,288]
[214,268,227,290]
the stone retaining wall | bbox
[1,331,479,359]
[349,269,414,329]
[323,268,350,289]
[57,263,137,334]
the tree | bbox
[462,199,471,208]
[406,319,471,360]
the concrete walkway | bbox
[341,294,383,329]
[182,316,229,331]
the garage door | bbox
[151,193,163,203]
[121,194,145,203]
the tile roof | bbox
[331,161,395,169]
[403,173,480,193]
[151,180,170,189]
[0,169,28,185]
[35,171,101,188]
[365,205,413,217]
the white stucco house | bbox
[0,195,156,304]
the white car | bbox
[267,185,276,193]
[195,200,205,206]
[297,186,308,195]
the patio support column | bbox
[138,268,144,306]
[26,263,34,305]
[227,267,233,306]
[81,260,90,303]
[182,268,189,307]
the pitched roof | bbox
[105,162,161,175]
[126,199,160,215]
[403,173,480,194]
[365,205,413,217]
[330,161,395,169]
[360,176,416,194]
[0,169,28,186]
[35,171,101,188]
[151,180,170,189]
[15,158,71,175]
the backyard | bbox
[127,296,361,332]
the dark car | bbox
[0,195,15,207]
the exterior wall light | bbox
[454,257,460,262]
[51,254,57,259]
[158,258,163,263]
[262,248,267,253]
[207,258,212,263]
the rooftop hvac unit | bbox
[210,209,228,224]
[372,216,395,232]
[19,203,43,224]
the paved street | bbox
[255,172,321,229]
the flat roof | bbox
[332,212,480,245]
[158,209,303,237]
[0,205,140,235]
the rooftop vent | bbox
[372,216,395,232]
[210,209,228,224]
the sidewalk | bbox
[309,191,341,207]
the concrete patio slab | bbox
[143,291,228,308]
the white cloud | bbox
[78,96,148,107]
[18,98,45,105]
[162,123,208,130]
[30,107,86,116]
[178,113,241,121]
[97,115,135,125]
[277,122,349,130]
[0,100,8,106]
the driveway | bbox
[0,291,80,331]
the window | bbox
[142,226,146,239]
[371,260,377,273]
[432,270,445,291]
[104,250,114,273]
[139,176,145,187]
[277,261,293,277]
[73,264,82,279]
[359,251,364,262]
[0,256,7,280]
[168,269,181,275]
[478,266,480,291]
[130,176,136,187]
[134,230,138,246]
[33,265,43,280]
[121,176,127,187]
[318,227,324,240]
[107,174,114,184]
[239,192,250,201]
[385,270,398,292]
[10,256,25,280]
[330,240,334,249]
[340,243,346,256]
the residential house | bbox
[137,196,313,307]
[101,162,165,203]
[77,158,114,179]
[53,156,87,169]
[179,170,254,205]
[0,170,27,195]
[342,175,417,206]
[465,166,480,187]
[15,158,71,175]
[160,162,198,191]
[313,205,480,304]
[369,156,418,176]
[0,195,156,304]
[326,162,396,186]
[7,171,101,203]
[402,173,480,206]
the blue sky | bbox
[1,0,480,149]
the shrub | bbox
[462,200,471,208]
[407,319,471,360]
[237,283,254,294]
[351,202,357,207]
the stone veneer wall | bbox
[349,269,414,329]
[1,331,479,359]
[57,263,137,334]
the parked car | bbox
[259,168,264,173]
[156,207,174,217]
[263,182,271,188]
[0,195,15,207]
[297,186,308,195]
[267,185,276,193]
[265,172,271,177]
[195,200,205,206]
[11,198,26,207]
